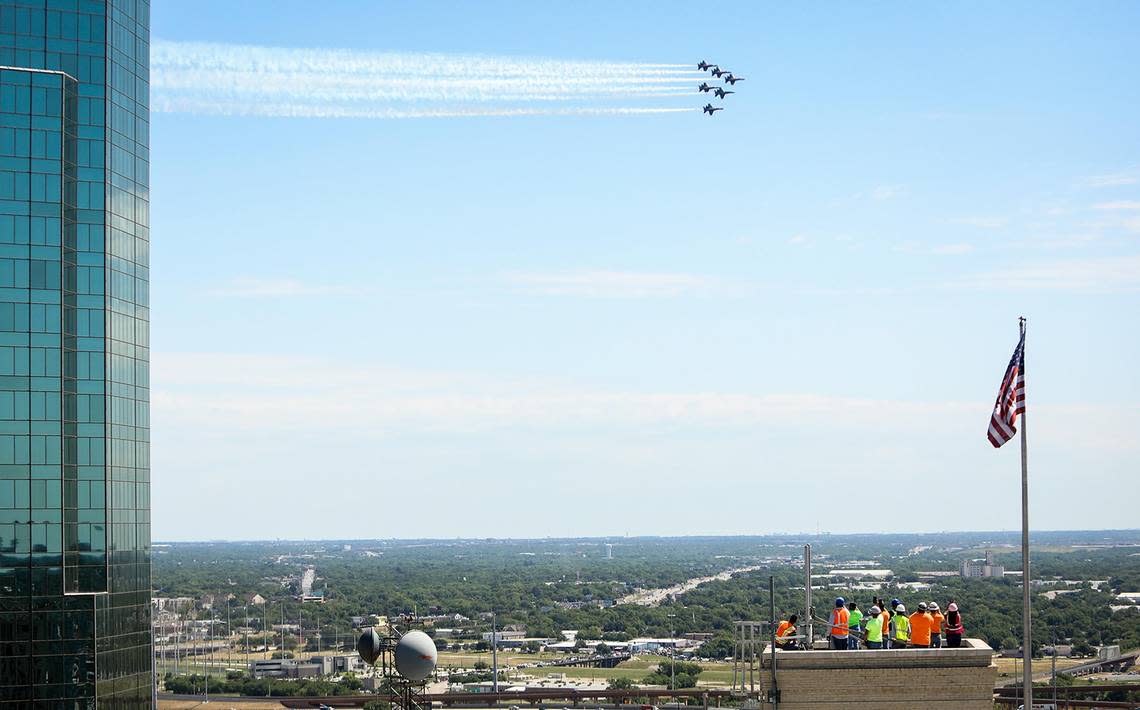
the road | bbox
[616,565,764,607]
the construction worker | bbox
[890,603,910,648]
[879,602,891,649]
[943,602,964,648]
[908,602,933,648]
[846,601,863,650]
[863,605,884,649]
[928,602,944,648]
[776,614,799,650]
[829,597,849,650]
[886,598,902,649]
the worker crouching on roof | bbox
[829,597,849,650]
[776,614,799,650]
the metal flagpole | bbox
[1019,317,1032,709]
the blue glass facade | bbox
[0,1,151,708]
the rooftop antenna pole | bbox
[769,575,779,708]
[803,544,813,649]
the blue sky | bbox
[149,1,1140,540]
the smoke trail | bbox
[151,39,700,119]
[151,97,696,119]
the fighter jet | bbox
[710,67,730,78]
[698,82,715,93]
[723,74,746,85]
[714,88,734,99]
[697,60,717,71]
[703,103,723,115]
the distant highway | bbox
[617,566,764,606]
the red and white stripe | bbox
[987,334,1025,448]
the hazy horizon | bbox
[150,528,1140,545]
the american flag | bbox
[988,327,1026,448]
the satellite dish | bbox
[356,627,382,665]
[394,630,437,682]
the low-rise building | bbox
[309,654,364,675]
[628,637,694,653]
[960,550,1005,578]
[249,655,361,679]
[249,659,320,679]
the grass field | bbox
[993,655,1086,681]
[167,648,1101,691]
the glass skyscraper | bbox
[0,0,152,708]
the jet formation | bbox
[696,60,746,116]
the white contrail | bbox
[151,97,696,120]
[151,39,700,118]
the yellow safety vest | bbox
[894,613,910,640]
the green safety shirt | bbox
[864,615,883,643]
[847,609,863,630]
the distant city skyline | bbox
[150,1,1140,540]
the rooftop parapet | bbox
[754,639,998,709]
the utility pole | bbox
[1052,630,1058,710]
[668,613,677,691]
[491,612,499,693]
[205,606,211,702]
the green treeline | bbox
[162,671,363,697]
[153,533,1140,659]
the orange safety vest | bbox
[830,607,849,637]
[776,621,794,642]
[930,611,944,635]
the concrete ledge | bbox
[753,639,998,709]
[761,638,995,670]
